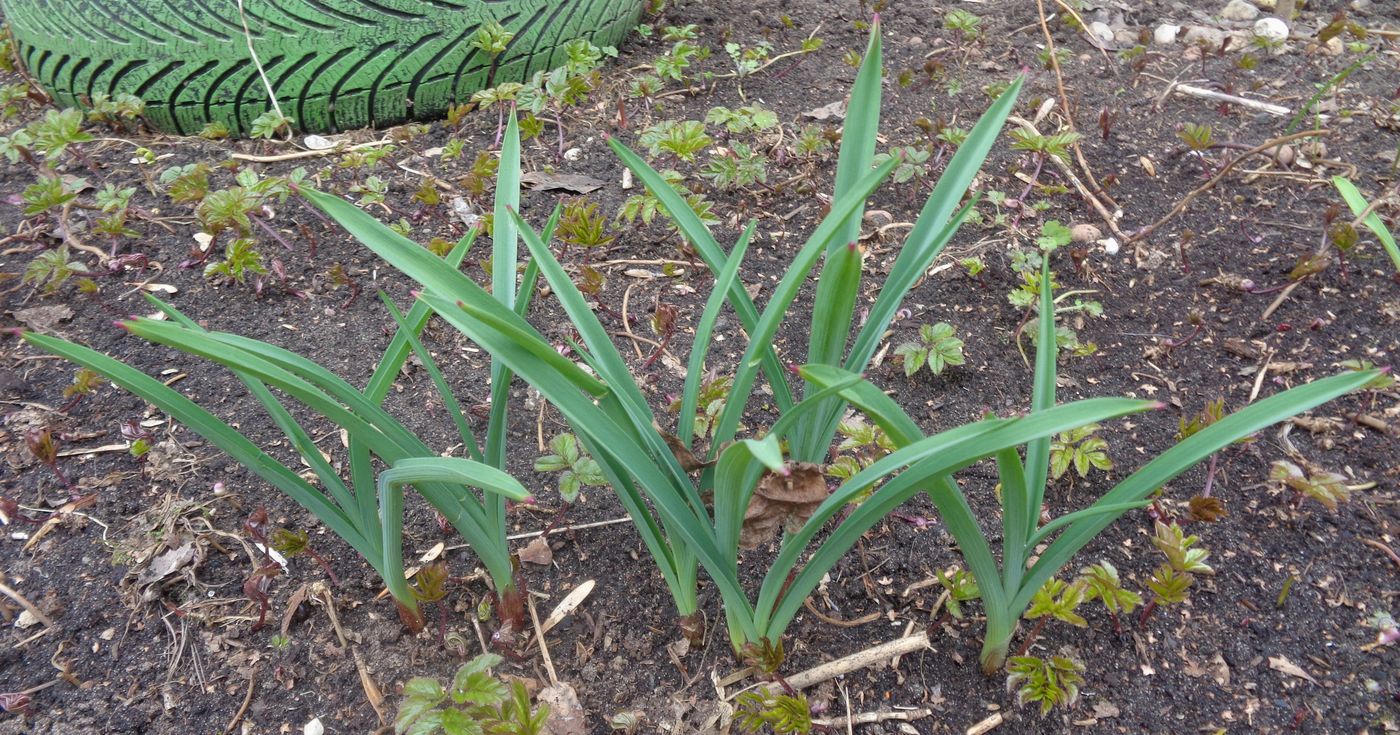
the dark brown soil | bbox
[2,1,1399,733]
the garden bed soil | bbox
[2,0,1399,733]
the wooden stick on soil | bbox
[784,632,931,691]
[1033,0,1118,210]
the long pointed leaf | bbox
[1014,369,1377,612]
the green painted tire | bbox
[2,0,643,134]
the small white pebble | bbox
[1253,17,1288,43]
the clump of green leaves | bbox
[1007,653,1084,716]
[1178,122,1213,152]
[1025,578,1087,629]
[893,322,965,377]
[86,93,145,128]
[1270,460,1350,511]
[705,104,779,134]
[199,121,231,140]
[1077,561,1141,630]
[936,566,981,619]
[700,142,769,190]
[535,433,605,503]
[1140,520,1212,626]
[639,120,712,162]
[0,82,31,123]
[557,199,615,251]
[394,653,550,735]
[23,244,89,296]
[29,108,93,160]
[826,416,895,481]
[872,145,931,184]
[791,125,832,158]
[204,238,267,285]
[1009,128,1080,165]
[669,375,730,441]
[21,175,85,215]
[945,9,983,44]
[617,170,718,228]
[1048,423,1112,481]
[734,687,812,734]
[250,110,293,140]
[471,20,515,56]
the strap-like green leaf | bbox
[1015,369,1377,612]
[678,220,755,447]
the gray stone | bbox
[1182,25,1226,46]
[1153,23,1181,45]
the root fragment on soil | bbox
[1361,539,1400,571]
[965,712,1004,735]
[220,670,257,735]
[801,598,882,628]
[812,707,934,728]
[784,632,931,691]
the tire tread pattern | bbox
[5,0,643,134]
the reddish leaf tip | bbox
[113,320,131,331]
[1152,401,1168,410]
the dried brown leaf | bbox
[519,537,553,566]
[739,463,827,550]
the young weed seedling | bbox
[893,322,965,378]
[394,653,550,735]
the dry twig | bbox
[1129,130,1328,244]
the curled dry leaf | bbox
[660,430,713,473]
[1188,495,1227,522]
[520,536,554,566]
[740,463,828,550]
[1268,655,1318,684]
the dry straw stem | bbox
[812,708,934,728]
[220,671,258,735]
[1172,85,1291,116]
[235,0,288,138]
